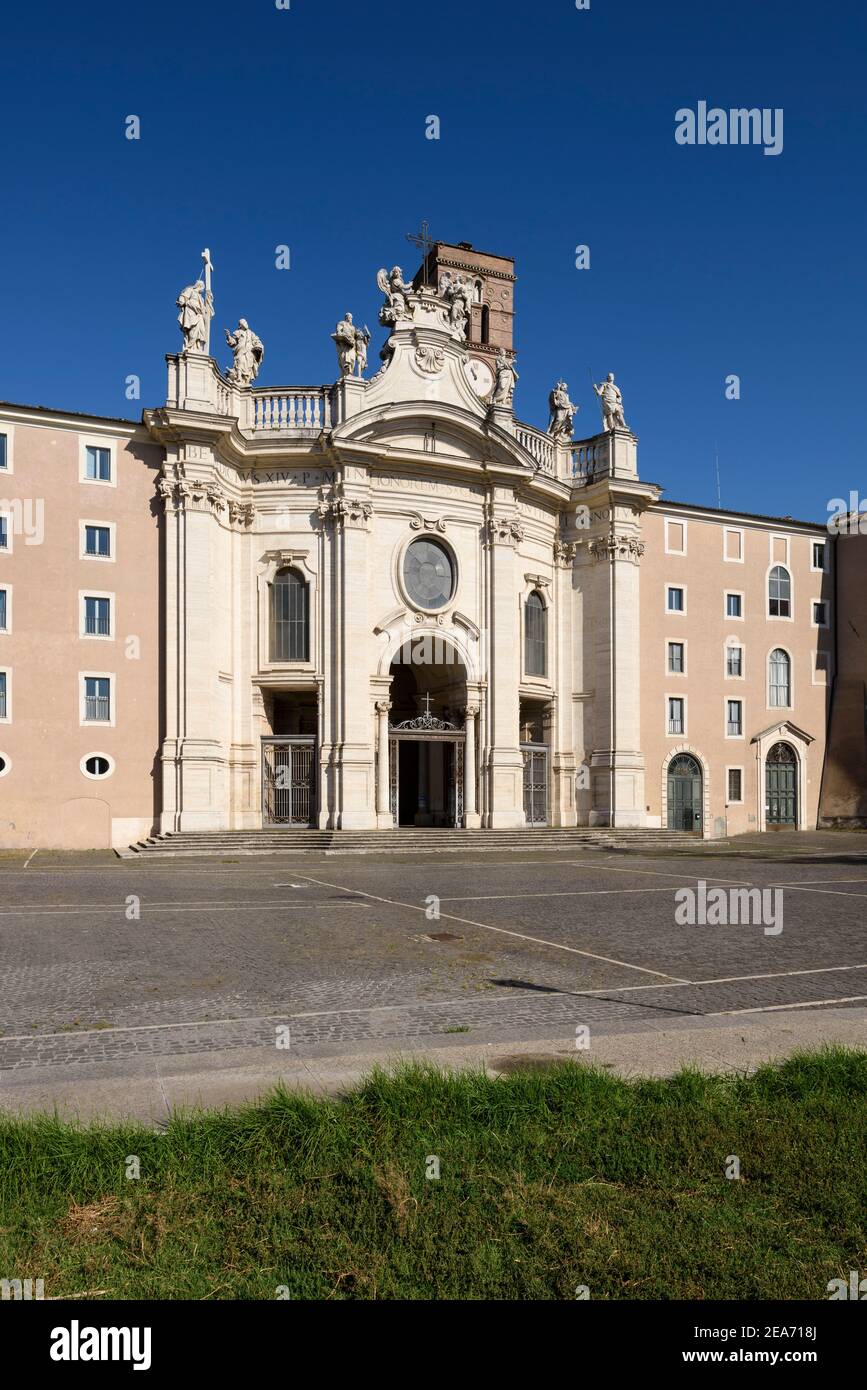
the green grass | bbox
[1,1048,865,1300]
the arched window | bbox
[525,591,547,677]
[769,648,791,707]
[768,565,791,618]
[479,304,490,344]
[271,568,309,662]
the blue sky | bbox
[1,0,864,521]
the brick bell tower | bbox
[413,240,516,393]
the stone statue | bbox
[177,279,213,354]
[440,272,473,339]
[547,380,577,442]
[225,319,264,386]
[491,350,518,407]
[376,266,413,325]
[593,372,628,431]
[331,313,371,378]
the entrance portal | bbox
[667,754,703,832]
[262,737,316,826]
[396,738,461,827]
[386,636,470,829]
[766,742,798,827]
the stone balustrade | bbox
[246,388,333,434]
[513,422,557,475]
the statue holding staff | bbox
[592,372,628,431]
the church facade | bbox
[0,240,863,849]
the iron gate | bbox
[262,738,316,826]
[388,733,465,828]
[521,744,548,825]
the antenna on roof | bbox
[714,442,722,510]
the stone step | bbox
[120,827,705,858]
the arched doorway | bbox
[667,754,703,831]
[387,636,469,827]
[766,742,798,827]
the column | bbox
[464,704,480,828]
[375,701,392,828]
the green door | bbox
[667,755,702,831]
[766,743,797,826]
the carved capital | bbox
[554,539,578,566]
[316,486,372,529]
[375,700,392,716]
[227,500,255,527]
[486,515,524,546]
[464,703,480,720]
[588,533,645,563]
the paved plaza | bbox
[0,833,865,1120]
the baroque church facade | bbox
[0,240,864,848]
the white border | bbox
[0,422,14,475]
[79,436,117,488]
[767,644,793,712]
[665,582,687,615]
[80,751,116,780]
[79,671,115,727]
[811,598,829,629]
[723,525,744,563]
[766,561,794,622]
[0,749,10,777]
[79,590,115,641]
[80,520,116,562]
[724,694,744,740]
[666,638,687,677]
[724,589,744,620]
[665,692,687,737]
[664,516,688,555]
[0,583,10,634]
[811,539,828,572]
[725,765,744,804]
[724,637,745,680]
[0,666,9,722]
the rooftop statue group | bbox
[174,248,629,435]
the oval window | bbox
[82,754,113,778]
[0,753,8,776]
[403,539,455,611]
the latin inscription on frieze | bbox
[249,469,336,487]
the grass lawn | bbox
[1,1049,865,1300]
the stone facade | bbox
[0,241,862,847]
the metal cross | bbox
[406,220,434,285]
[421,691,433,717]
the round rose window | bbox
[403,539,454,611]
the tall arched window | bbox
[769,648,791,707]
[525,591,547,677]
[479,304,490,344]
[768,565,791,618]
[271,568,309,662]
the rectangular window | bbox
[665,519,686,554]
[724,528,743,562]
[0,589,6,631]
[85,445,111,482]
[524,597,548,677]
[813,601,827,626]
[84,596,111,636]
[727,768,743,803]
[84,676,110,722]
[668,641,685,674]
[0,517,7,550]
[812,542,826,570]
[85,524,111,557]
[726,645,743,678]
[726,592,742,618]
[0,433,6,470]
[0,670,6,720]
[726,699,743,737]
[667,697,684,735]
[667,586,684,613]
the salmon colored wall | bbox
[0,412,162,848]
[640,508,833,836]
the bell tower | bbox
[413,240,516,360]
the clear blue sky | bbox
[1,0,864,522]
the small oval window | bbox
[0,753,8,776]
[82,754,112,778]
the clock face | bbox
[464,358,494,397]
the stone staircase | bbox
[120,826,705,858]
